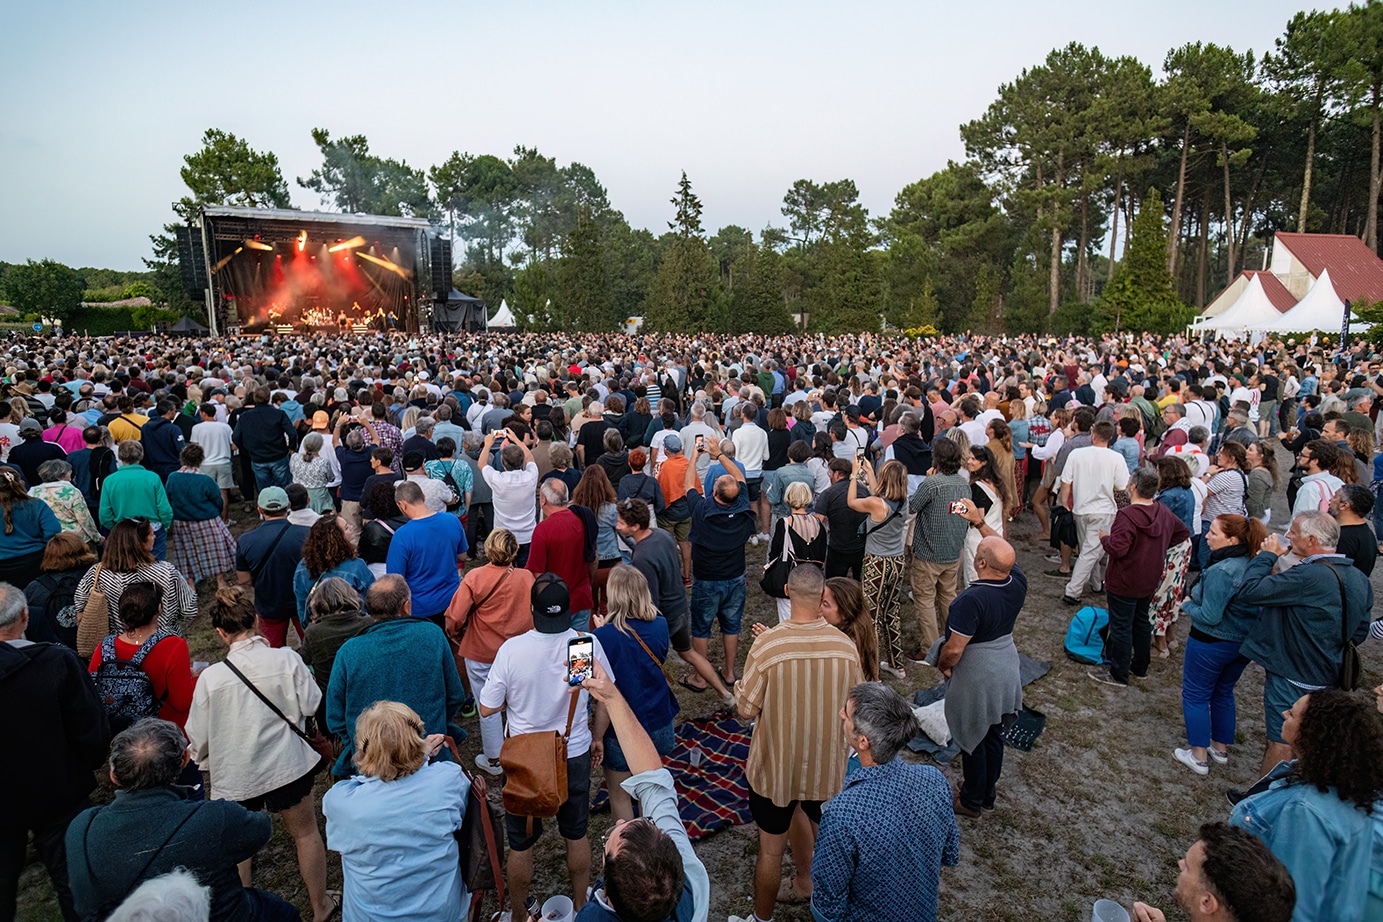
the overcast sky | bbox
[1,0,1328,271]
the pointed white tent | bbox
[488,298,517,329]
[1257,269,1368,333]
[1198,274,1286,337]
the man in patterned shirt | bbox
[811,683,960,922]
[733,563,863,922]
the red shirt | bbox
[89,634,197,729]
[526,507,595,614]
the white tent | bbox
[488,298,517,329]
[1198,274,1286,337]
[1256,268,1369,333]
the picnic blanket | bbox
[907,652,1052,763]
[592,714,753,840]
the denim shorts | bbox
[690,575,746,638]
[602,721,675,773]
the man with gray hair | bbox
[1235,510,1373,778]
[0,581,109,922]
[810,683,959,922]
[526,479,596,631]
[66,718,295,922]
[1221,408,1257,449]
[107,868,211,922]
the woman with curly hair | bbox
[1230,689,1383,922]
[293,514,374,624]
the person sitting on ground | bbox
[323,701,468,922]
[1130,822,1295,922]
[575,660,709,922]
[65,718,299,922]
[810,683,959,922]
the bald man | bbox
[936,513,1027,818]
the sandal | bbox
[679,676,708,694]
[319,891,343,922]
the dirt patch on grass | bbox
[20,485,1383,921]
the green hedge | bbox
[69,307,137,335]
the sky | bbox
[0,0,1332,271]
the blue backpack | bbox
[93,632,171,733]
[1064,606,1108,665]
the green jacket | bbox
[98,463,173,530]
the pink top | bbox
[43,423,85,453]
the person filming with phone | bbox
[479,573,614,921]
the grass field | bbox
[18,480,1382,921]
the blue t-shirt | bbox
[701,458,747,496]
[385,513,469,618]
[593,618,678,733]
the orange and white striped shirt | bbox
[738,618,863,806]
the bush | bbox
[69,306,137,335]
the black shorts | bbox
[504,751,592,851]
[666,605,693,652]
[237,768,316,813]
[747,783,822,836]
[744,478,762,502]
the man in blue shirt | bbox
[385,480,469,621]
[810,683,959,922]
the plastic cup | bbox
[1092,900,1130,922]
[541,895,574,922]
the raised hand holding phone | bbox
[566,635,594,687]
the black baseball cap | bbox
[532,573,571,634]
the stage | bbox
[180,206,452,336]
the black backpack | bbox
[93,632,171,733]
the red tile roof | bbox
[1275,233,1383,303]
[1243,270,1297,313]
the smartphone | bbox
[948,501,968,515]
[695,434,706,452]
[854,446,867,464]
[566,636,594,687]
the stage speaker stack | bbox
[429,236,452,298]
[175,225,208,291]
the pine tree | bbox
[966,263,1002,333]
[556,206,612,330]
[1099,189,1195,333]
[905,276,943,331]
[733,241,794,334]
[644,172,721,332]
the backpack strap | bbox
[100,634,116,663]
[128,632,171,667]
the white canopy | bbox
[1198,274,1286,337]
[1256,269,1366,333]
[488,298,516,329]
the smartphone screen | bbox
[566,636,594,686]
[854,445,867,464]
[695,435,706,451]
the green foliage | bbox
[511,262,554,331]
[644,174,722,333]
[174,128,292,222]
[811,201,883,334]
[967,263,1003,333]
[130,303,180,330]
[731,239,793,334]
[555,206,615,331]
[68,306,137,335]
[298,128,434,218]
[2,259,84,323]
[1098,189,1196,333]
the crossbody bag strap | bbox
[82,802,201,914]
[1327,563,1350,649]
[562,681,581,740]
[247,522,293,583]
[863,500,903,537]
[458,567,513,639]
[222,658,314,750]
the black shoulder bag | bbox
[1327,564,1362,691]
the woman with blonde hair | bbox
[323,700,467,922]
[591,564,679,821]
[187,583,336,922]
[760,480,826,622]
[848,459,911,679]
[444,527,535,776]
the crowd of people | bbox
[2,326,1383,922]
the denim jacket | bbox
[1230,768,1371,922]
[1180,551,1257,643]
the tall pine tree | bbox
[1099,189,1194,333]
[644,172,722,332]
[732,239,794,333]
[556,206,612,330]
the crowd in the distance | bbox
[1,327,1382,922]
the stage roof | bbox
[199,205,432,230]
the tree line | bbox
[11,2,1383,336]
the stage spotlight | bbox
[297,230,307,252]
[328,235,365,253]
[244,239,274,251]
[357,250,412,279]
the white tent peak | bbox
[488,299,516,329]
[1260,268,1364,333]
[1198,273,1283,337]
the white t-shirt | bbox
[480,629,613,757]
[191,420,234,466]
[959,419,990,446]
[1059,445,1131,516]
[0,423,19,462]
[679,422,721,476]
[481,462,539,543]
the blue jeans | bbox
[1373,486,1383,537]
[251,458,291,491]
[152,526,167,562]
[602,721,675,772]
[1181,635,1250,748]
[570,608,591,632]
[246,887,302,921]
[690,575,746,638]
[1194,520,1212,570]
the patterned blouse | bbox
[72,561,198,635]
[29,481,99,545]
[290,453,335,490]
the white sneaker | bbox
[1207,747,1229,765]
[748,535,759,547]
[475,754,503,776]
[756,532,770,542]
[1174,748,1209,776]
